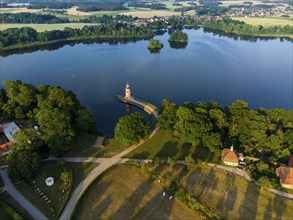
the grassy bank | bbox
[65,134,126,158]
[125,130,221,163]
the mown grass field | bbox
[0,23,97,32]
[125,130,221,163]
[182,166,293,220]
[233,16,293,27]
[74,164,201,220]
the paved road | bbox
[0,169,48,220]
[59,126,160,220]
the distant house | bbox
[222,146,244,167]
[276,155,293,189]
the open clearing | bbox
[74,164,200,220]
[233,16,293,27]
[0,7,41,14]
[183,166,293,220]
[0,23,97,32]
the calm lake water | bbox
[1,29,292,135]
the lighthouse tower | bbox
[125,82,132,99]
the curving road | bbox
[0,169,48,220]
[59,127,160,220]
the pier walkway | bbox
[116,95,159,119]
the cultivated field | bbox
[0,7,41,13]
[183,166,293,220]
[74,164,200,220]
[0,23,98,32]
[234,16,293,27]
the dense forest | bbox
[158,99,293,186]
[203,18,293,37]
[27,2,73,9]
[0,13,69,24]
[77,2,127,12]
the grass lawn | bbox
[14,161,73,219]
[65,134,127,158]
[233,16,293,27]
[0,23,98,32]
[69,162,100,191]
[182,166,293,220]
[74,164,201,220]
[125,130,221,163]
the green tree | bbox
[258,176,272,189]
[147,39,163,49]
[115,112,149,146]
[158,99,178,132]
[3,80,37,118]
[13,128,38,147]
[75,108,95,133]
[7,148,41,180]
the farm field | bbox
[74,164,201,220]
[0,23,98,32]
[233,16,293,27]
[183,166,293,220]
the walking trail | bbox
[0,169,48,220]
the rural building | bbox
[0,122,20,156]
[276,155,293,189]
[222,146,244,166]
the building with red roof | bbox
[276,155,293,189]
[222,146,244,167]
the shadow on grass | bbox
[128,151,150,159]
[238,182,259,220]
[110,165,173,219]
[192,146,220,163]
[153,141,192,160]
[196,167,218,200]
[221,173,237,218]
[132,191,174,220]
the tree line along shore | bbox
[0,13,292,50]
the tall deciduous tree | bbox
[115,112,149,146]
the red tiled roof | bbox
[277,166,293,186]
[288,155,293,167]
[0,142,12,155]
[222,148,238,164]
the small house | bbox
[222,146,244,167]
[276,155,293,189]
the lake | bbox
[0,28,292,135]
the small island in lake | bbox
[168,30,188,43]
[147,39,163,51]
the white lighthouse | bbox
[125,82,132,99]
